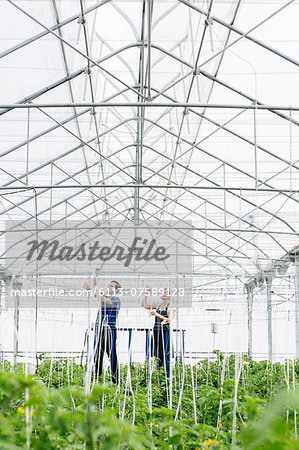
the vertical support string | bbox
[26,105,30,185]
[292,358,297,438]
[232,353,242,447]
[284,358,290,425]
[217,355,227,429]
[190,363,197,425]
[25,362,31,449]
[122,329,136,424]
[33,188,39,372]
[174,332,185,421]
[169,326,173,412]
[253,100,258,189]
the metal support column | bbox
[13,282,21,366]
[295,257,299,358]
[266,274,273,363]
[176,241,179,360]
[245,283,253,358]
[134,1,146,224]
[0,280,2,316]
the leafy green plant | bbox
[0,356,298,448]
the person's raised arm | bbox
[84,268,100,297]
[143,286,156,310]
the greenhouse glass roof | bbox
[0,0,298,360]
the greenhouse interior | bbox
[0,0,299,448]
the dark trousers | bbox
[94,326,119,384]
[151,326,170,376]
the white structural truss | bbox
[0,0,298,362]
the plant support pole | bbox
[13,285,20,366]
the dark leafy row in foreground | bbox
[0,353,298,448]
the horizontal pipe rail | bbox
[0,185,298,193]
[0,102,299,110]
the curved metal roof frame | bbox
[0,0,298,282]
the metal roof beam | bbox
[0,136,135,219]
[7,0,145,100]
[137,165,273,259]
[0,163,135,246]
[144,87,299,234]
[134,0,146,224]
[1,116,134,190]
[2,111,296,242]
[0,108,91,160]
[3,102,299,111]
[50,0,97,216]
[178,0,299,69]
[148,42,299,128]
[77,0,108,218]
[0,44,136,117]
[141,146,295,247]
[138,196,249,277]
[199,68,299,127]
[144,117,297,233]
[0,0,111,60]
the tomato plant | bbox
[0,354,298,448]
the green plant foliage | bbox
[0,354,298,448]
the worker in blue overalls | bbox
[85,272,121,384]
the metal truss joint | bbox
[77,14,86,25]
[205,18,213,26]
